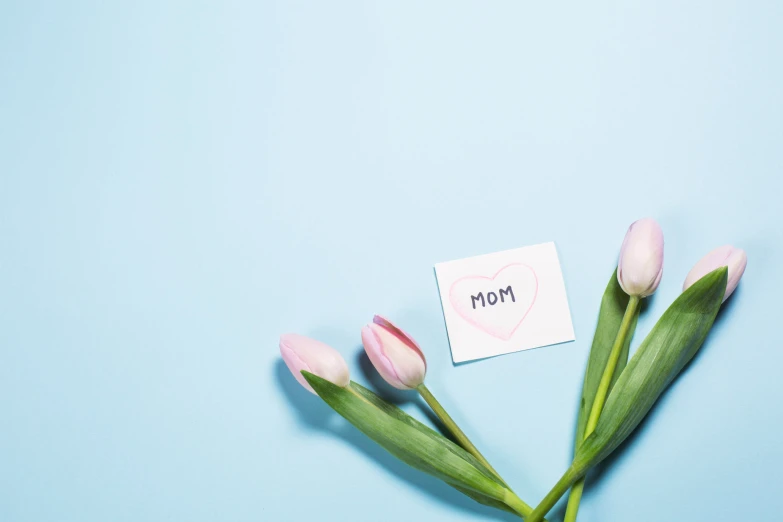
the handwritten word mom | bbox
[471,286,516,309]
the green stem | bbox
[417,384,544,519]
[417,383,503,483]
[562,295,640,522]
[526,465,584,522]
[503,490,535,519]
[584,295,640,432]
[563,479,585,522]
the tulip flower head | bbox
[361,315,427,390]
[617,218,665,297]
[683,245,747,302]
[279,334,350,394]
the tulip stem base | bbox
[526,465,583,522]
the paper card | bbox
[434,242,575,363]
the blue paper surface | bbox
[1,2,781,521]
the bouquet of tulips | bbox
[279,218,747,521]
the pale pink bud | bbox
[361,315,427,390]
[683,245,747,302]
[279,334,350,394]
[617,218,665,297]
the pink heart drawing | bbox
[448,263,539,341]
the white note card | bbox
[434,242,575,363]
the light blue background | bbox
[1,2,780,521]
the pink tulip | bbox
[279,334,350,394]
[617,218,665,297]
[361,315,427,390]
[683,245,747,302]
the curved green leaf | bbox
[524,268,729,522]
[302,372,509,504]
[350,382,543,519]
[349,382,495,479]
[575,267,727,469]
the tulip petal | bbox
[361,325,407,389]
[683,245,747,302]
[280,342,315,393]
[617,218,664,297]
[361,316,427,390]
[279,334,350,394]
[372,315,427,369]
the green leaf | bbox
[574,269,640,452]
[575,267,728,470]
[350,382,442,438]
[302,372,509,505]
[349,382,498,480]
[522,268,729,522]
[451,485,520,515]
[351,381,542,520]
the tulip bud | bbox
[361,315,427,390]
[683,245,747,302]
[617,218,665,297]
[279,334,350,394]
